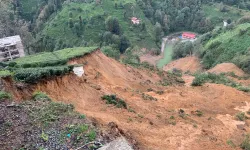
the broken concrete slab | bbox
[98,137,134,150]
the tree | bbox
[79,16,83,29]
[120,35,130,53]
[54,0,62,10]
[155,9,163,24]
[69,18,73,28]
[155,22,163,43]
[69,11,73,18]
[112,18,121,35]
[111,34,120,45]
[103,31,112,44]
[74,22,81,36]
[172,41,194,59]
[105,17,121,35]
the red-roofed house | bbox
[182,32,196,39]
[131,17,140,25]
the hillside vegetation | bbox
[197,23,250,73]
[33,0,157,53]
[202,3,250,26]
[0,47,97,83]
[10,0,219,54]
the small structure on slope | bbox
[223,20,228,27]
[0,35,25,62]
[182,32,196,39]
[131,17,140,25]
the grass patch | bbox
[101,94,127,109]
[236,112,247,121]
[142,93,157,101]
[0,70,12,77]
[0,91,12,101]
[40,131,49,142]
[29,101,75,126]
[192,73,250,92]
[241,134,250,150]
[227,140,236,148]
[168,116,176,125]
[87,130,97,141]
[32,91,51,101]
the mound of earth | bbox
[140,54,162,66]
[163,56,202,73]
[208,63,245,76]
[2,51,250,150]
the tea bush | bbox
[14,66,73,83]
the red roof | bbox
[182,32,196,39]
[131,17,138,20]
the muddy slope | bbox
[163,56,202,73]
[4,51,250,150]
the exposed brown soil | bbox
[208,63,245,76]
[139,53,162,66]
[163,56,202,73]
[3,51,250,150]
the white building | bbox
[131,17,140,25]
[223,21,228,27]
[0,35,25,62]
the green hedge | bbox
[14,66,73,83]
[11,47,97,68]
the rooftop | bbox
[0,35,22,46]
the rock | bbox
[90,84,101,90]
[98,137,134,150]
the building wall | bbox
[0,35,25,62]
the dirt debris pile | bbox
[2,51,250,150]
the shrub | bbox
[241,134,250,150]
[87,130,96,141]
[237,86,250,92]
[14,66,72,83]
[236,112,247,121]
[142,93,157,101]
[227,140,236,148]
[101,95,127,109]
[32,91,51,101]
[101,46,120,59]
[195,110,203,117]
[40,131,49,141]
[0,91,12,101]
[192,73,237,87]
[207,41,222,49]
[192,73,208,86]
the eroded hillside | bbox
[2,50,250,150]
